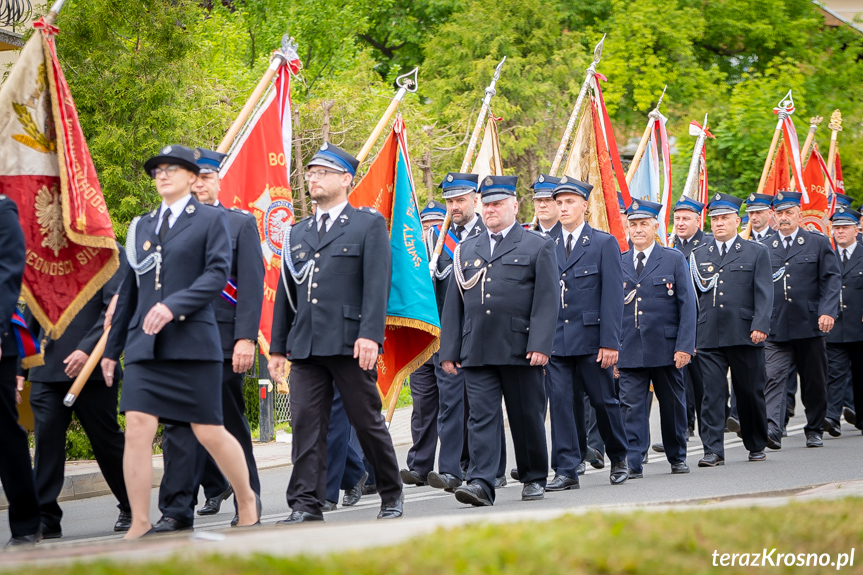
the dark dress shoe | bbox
[7,532,42,547]
[114,510,132,532]
[231,514,240,527]
[823,418,842,438]
[343,471,369,507]
[687,426,695,439]
[806,432,823,448]
[197,486,233,516]
[428,471,462,492]
[766,430,782,450]
[671,461,690,474]
[41,523,62,539]
[510,468,519,481]
[362,483,378,495]
[153,516,193,533]
[748,451,766,462]
[844,407,857,426]
[642,451,649,464]
[399,468,427,486]
[576,462,586,476]
[521,481,545,500]
[321,500,338,512]
[698,453,725,467]
[609,461,629,485]
[546,474,579,491]
[588,447,605,469]
[277,510,324,525]
[628,470,644,479]
[726,416,741,435]
[377,492,404,519]
[494,476,507,489]
[454,482,493,507]
[651,443,665,453]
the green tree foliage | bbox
[30,0,863,232]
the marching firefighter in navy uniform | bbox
[440,175,558,506]
[0,195,42,546]
[670,196,710,440]
[763,191,840,449]
[618,199,696,478]
[23,245,131,538]
[545,176,630,490]
[690,193,773,466]
[101,145,260,538]
[825,206,863,437]
[425,174,507,493]
[745,193,776,244]
[268,142,403,523]
[399,201,448,487]
[154,148,265,532]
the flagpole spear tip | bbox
[593,34,606,64]
[43,0,67,25]
[396,67,419,94]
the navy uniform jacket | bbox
[766,228,840,342]
[691,236,773,348]
[536,221,561,237]
[105,197,231,364]
[440,225,558,366]
[0,196,25,359]
[827,246,863,344]
[216,205,264,357]
[673,228,712,259]
[619,246,696,368]
[552,224,623,357]
[25,245,126,382]
[271,204,391,359]
[429,218,485,318]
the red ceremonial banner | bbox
[590,99,628,251]
[0,21,118,341]
[801,149,829,234]
[763,143,790,196]
[219,60,300,353]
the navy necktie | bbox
[318,213,329,241]
[158,209,171,242]
[636,252,645,276]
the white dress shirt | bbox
[633,241,655,268]
[777,227,799,249]
[316,200,348,233]
[715,234,738,256]
[155,194,193,235]
[489,220,517,254]
[561,221,586,255]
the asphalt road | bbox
[2,400,861,545]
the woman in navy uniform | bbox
[101,145,259,538]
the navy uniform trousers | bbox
[433,353,506,479]
[405,358,438,476]
[0,357,41,538]
[619,367,687,472]
[826,344,862,431]
[325,385,367,504]
[547,356,628,477]
[30,380,129,530]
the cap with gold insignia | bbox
[771,191,802,211]
[439,173,478,199]
[530,173,560,199]
[626,198,662,220]
[552,176,592,200]
[194,148,227,174]
[830,205,861,226]
[479,175,518,204]
[143,144,201,177]
[707,192,744,217]
[673,196,705,214]
[420,200,447,222]
[306,142,359,177]
[744,192,773,212]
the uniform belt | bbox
[221,277,238,306]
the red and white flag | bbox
[0,19,118,339]
[219,55,301,354]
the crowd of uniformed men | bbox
[0,141,861,545]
